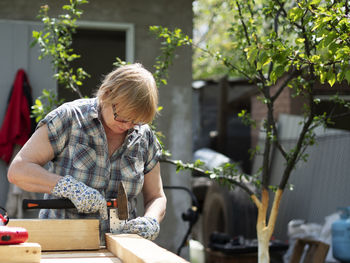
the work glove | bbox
[51,175,108,220]
[122,216,160,240]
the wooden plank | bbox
[41,249,122,263]
[41,258,121,263]
[41,249,114,258]
[0,242,41,263]
[7,219,100,251]
[106,233,189,263]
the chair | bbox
[289,238,330,263]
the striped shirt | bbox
[37,98,162,238]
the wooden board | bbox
[106,233,189,263]
[8,219,100,251]
[41,249,122,263]
[0,242,41,263]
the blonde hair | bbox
[96,63,158,124]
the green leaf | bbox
[310,0,321,5]
[295,38,305,44]
[345,70,350,84]
[310,55,320,63]
[323,31,337,47]
[288,7,303,22]
[327,71,336,87]
[275,65,285,77]
[35,99,42,107]
[246,47,258,65]
[320,72,326,84]
[259,51,269,66]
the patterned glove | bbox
[51,175,108,220]
[122,216,160,240]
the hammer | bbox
[23,181,129,233]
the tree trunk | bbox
[258,233,270,263]
[251,188,283,263]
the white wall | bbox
[0,20,56,207]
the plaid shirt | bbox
[37,98,162,237]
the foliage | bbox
[31,0,89,121]
[191,1,350,185]
[161,1,350,261]
[31,89,64,123]
[193,0,350,84]
[150,26,192,88]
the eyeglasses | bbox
[112,104,144,126]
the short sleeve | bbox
[143,129,162,174]
[37,104,72,156]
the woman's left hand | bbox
[122,216,160,240]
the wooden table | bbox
[5,219,188,263]
[41,249,122,263]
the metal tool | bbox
[109,181,129,233]
[22,181,129,233]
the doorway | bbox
[58,27,127,101]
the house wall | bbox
[0,0,193,257]
[0,20,56,210]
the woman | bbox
[7,63,167,242]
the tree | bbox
[31,0,89,122]
[163,0,350,262]
[31,0,350,262]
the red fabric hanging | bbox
[0,69,32,164]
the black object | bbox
[208,232,289,255]
[22,198,118,210]
[163,186,200,256]
[0,207,9,225]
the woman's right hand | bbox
[51,175,108,220]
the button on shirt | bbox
[37,98,162,237]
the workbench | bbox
[41,249,121,263]
[5,219,189,263]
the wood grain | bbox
[0,242,41,263]
[41,249,122,263]
[8,219,100,251]
[106,233,189,263]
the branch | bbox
[235,0,251,46]
[272,123,288,160]
[262,87,273,188]
[271,68,299,102]
[266,189,283,234]
[274,0,307,33]
[267,70,301,161]
[274,0,288,18]
[328,111,350,120]
[301,15,312,57]
[279,94,315,189]
[46,7,84,98]
[160,157,256,197]
[192,43,254,81]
